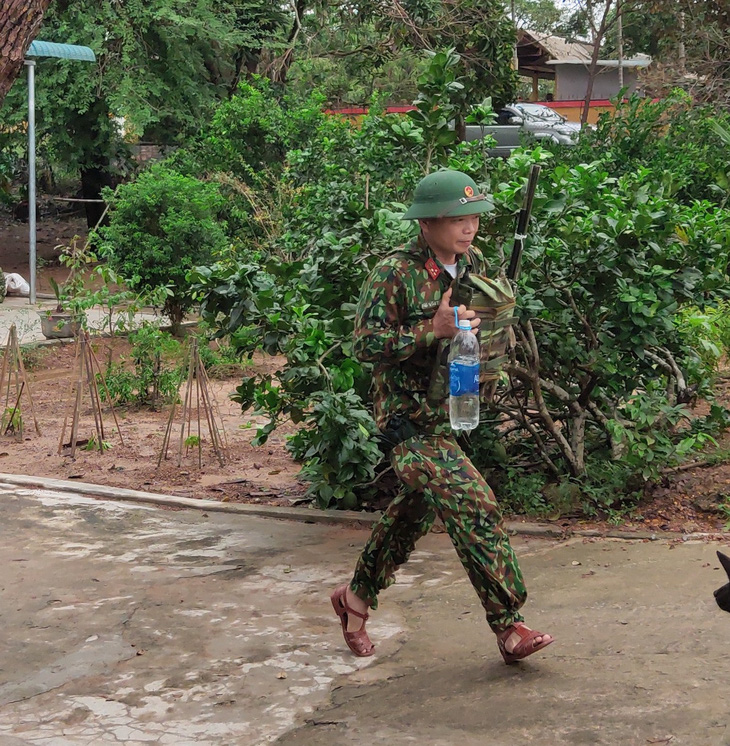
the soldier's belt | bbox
[376,414,421,455]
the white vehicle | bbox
[465,103,582,156]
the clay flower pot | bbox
[38,311,82,339]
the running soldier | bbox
[331,169,554,664]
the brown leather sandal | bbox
[497,622,554,665]
[330,584,375,657]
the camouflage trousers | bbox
[350,433,527,632]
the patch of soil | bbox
[0,338,306,507]
[0,208,87,294]
[2,334,730,531]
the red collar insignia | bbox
[425,258,441,280]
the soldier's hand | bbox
[432,288,480,339]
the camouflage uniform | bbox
[349,235,527,633]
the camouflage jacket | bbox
[354,235,488,433]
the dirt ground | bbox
[0,207,306,507]
[1,208,729,533]
[0,332,724,535]
[0,337,306,507]
[0,205,85,293]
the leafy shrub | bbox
[675,302,730,375]
[99,164,228,332]
[286,390,383,510]
[560,91,730,206]
[101,325,183,408]
[190,64,730,514]
[168,78,329,244]
[199,78,326,181]
[0,133,23,207]
[1,405,22,435]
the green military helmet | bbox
[402,169,493,220]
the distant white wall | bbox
[554,64,641,100]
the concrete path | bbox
[0,296,163,345]
[0,485,728,746]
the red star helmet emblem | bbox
[464,185,474,197]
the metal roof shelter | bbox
[24,40,96,304]
[517,29,593,81]
[516,29,651,102]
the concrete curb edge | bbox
[0,472,727,542]
[0,473,380,528]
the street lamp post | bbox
[24,40,96,305]
[25,59,37,303]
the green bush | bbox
[286,389,383,510]
[559,92,730,206]
[168,78,329,244]
[200,78,326,181]
[99,164,228,332]
[190,67,730,515]
[101,325,183,408]
[471,156,730,485]
[675,302,730,375]
[0,133,23,207]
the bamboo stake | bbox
[195,353,202,469]
[197,360,217,457]
[58,337,81,454]
[86,337,125,447]
[12,327,41,435]
[195,352,217,462]
[59,333,125,455]
[67,335,85,457]
[10,343,22,440]
[177,342,196,467]
[198,357,225,466]
[0,334,10,413]
[83,339,104,450]
[157,345,191,466]
[1,331,16,421]
[199,360,229,453]
[158,399,178,467]
[156,337,227,468]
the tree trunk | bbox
[269,0,307,85]
[581,0,614,126]
[80,165,113,229]
[71,99,116,230]
[0,0,52,106]
[455,113,466,143]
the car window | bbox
[514,104,565,124]
[496,109,514,125]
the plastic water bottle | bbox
[449,316,480,432]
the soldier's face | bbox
[420,215,480,262]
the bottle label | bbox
[449,361,479,396]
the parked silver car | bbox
[464,103,581,156]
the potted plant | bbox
[38,237,93,339]
[38,278,81,339]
